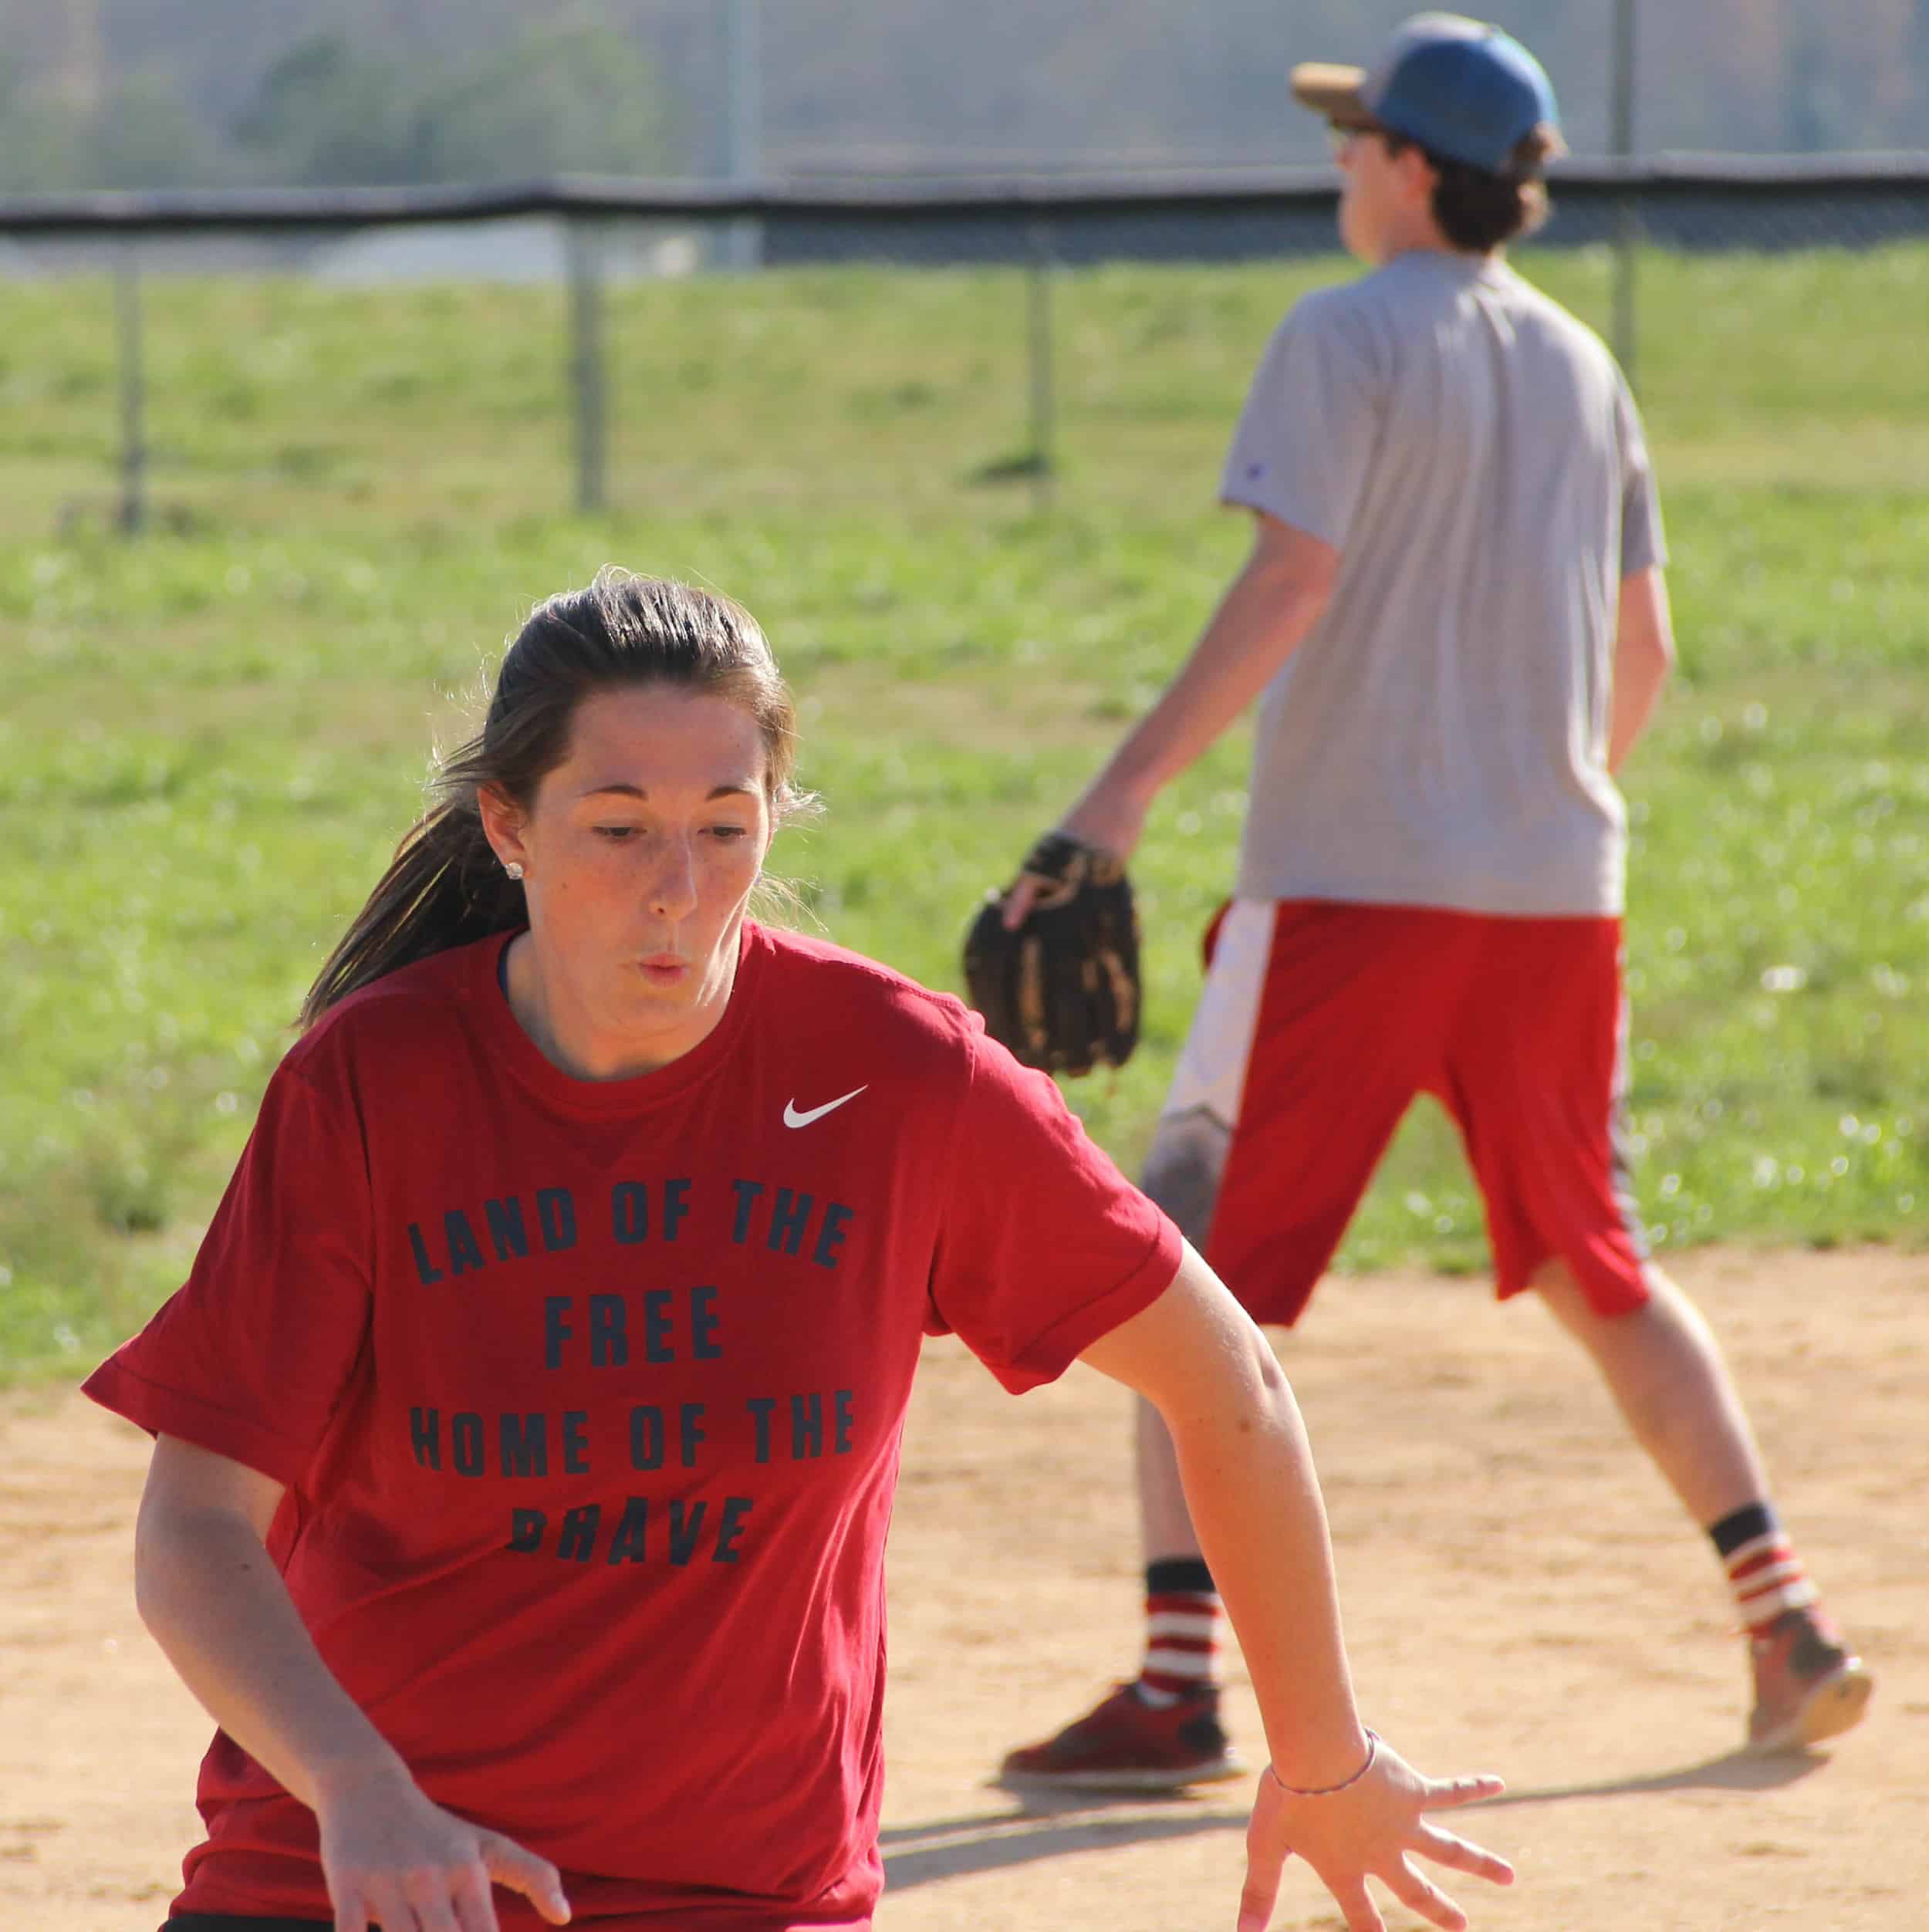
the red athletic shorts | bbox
[1140,899,1651,1326]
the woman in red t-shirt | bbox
[87,569,1512,1932]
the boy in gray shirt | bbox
[999,11,1869,1795]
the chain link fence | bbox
[1,160,1924,529]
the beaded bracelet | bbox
[1265,1728,1380,1799]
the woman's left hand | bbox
[1237,1735,1513,1932]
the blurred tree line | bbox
[0,15,674,192]
[1,0,1923,194]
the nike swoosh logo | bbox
[783,1086,868,1129]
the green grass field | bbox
[2,242,1926,1380]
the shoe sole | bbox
[1748,1659,1874,1755]
[999,1754,1248,1794]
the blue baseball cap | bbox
[1292,12,1562,177]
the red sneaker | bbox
[1746,1607,1873,1754]
[999,1681,1245,1792]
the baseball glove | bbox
[962,832,1141,1076]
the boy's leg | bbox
[1444,915,1871,1753]
[1530,1259,1765,1526]
[1535,1258,1872,1750]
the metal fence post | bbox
[1026,217,1056,511]
[114,242,146,535]
[1610,0,1640,386]
[566,218,607,515]
[723,0,764,270]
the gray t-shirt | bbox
[1221,249,1665,917]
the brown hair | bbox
[1381,123,1562,252]
[300,569,807,1028]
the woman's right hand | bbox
[316,1765,572,1932]
[1238,1734,1512,1932]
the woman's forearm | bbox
[1079,1255,1373,1789]
[1161,1346,1373,1790]
[137,1501,409,1809]
[1083,1256,1515,1924]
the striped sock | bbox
[1137,1557,1221,1707]
[1709,1501,1818,1635]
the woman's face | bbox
[483,683,774,1078]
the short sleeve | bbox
[1614,373,1667,574]
[924,1032,1182,1393]
[1220,296,1382,548]
[82,1052,375,1489]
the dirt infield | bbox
[4,1246,1922,1932]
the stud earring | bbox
[505,862,525,881]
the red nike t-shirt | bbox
[84,924,1180,1930]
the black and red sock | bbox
[1137,1556,1221,1706]
[1709,1501,1818,1635]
